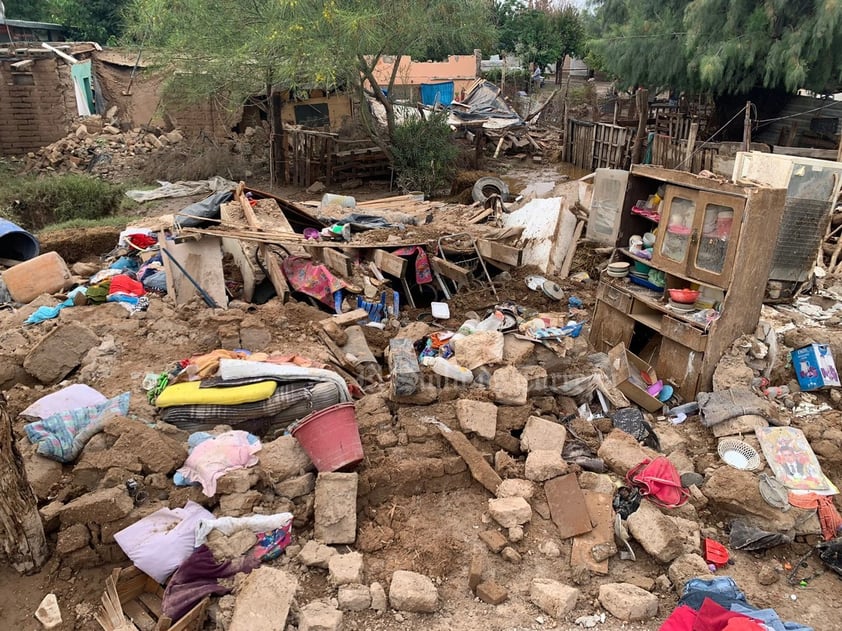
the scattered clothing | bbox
[393,246,433,284]
[108,273,146,297]
[161,544,258,621]
[195,512,293,547]
[24,392,130,463]
[24,287,88,324]
[281,255,349,308]
[788,492,842,540]
[627,456,689,508]
[698,388,779,428]
[114,501,214,584]
[175,430,261,496]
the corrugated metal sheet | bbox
[755,95,842,145]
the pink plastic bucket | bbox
[290,402,364,472]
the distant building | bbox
[0,19,66,44]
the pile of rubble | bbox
[20,112,270,179]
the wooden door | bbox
[590,301,635,354]
[655,338,703,402]
[652,185,698,277]
[687,191,745,288]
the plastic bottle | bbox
[457,318,480,336]
[421,357,474,383]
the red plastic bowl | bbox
[668,289,700,304]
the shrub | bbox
[390,111,458,197]
[0,175,126,231]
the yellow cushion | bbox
[155,380,277,408]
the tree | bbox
[0,395,48,574]
[124,0,496,181]
[491,1,584,73]
[589,0,842,95]
[49,0,129,43]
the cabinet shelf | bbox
[601,276,714,332]
[616,248,724,292]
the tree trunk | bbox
[269,89,286,187]
[0,396,48,574]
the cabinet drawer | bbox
[597,282,633,313]
[661,315,707,352]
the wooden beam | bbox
[559,220,585,279]
[10,59,33,71]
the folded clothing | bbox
[155,379,277,408]
[158,381,340,436]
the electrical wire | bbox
[754,98,842,124]
[673,103,748,170]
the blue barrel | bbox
[0,218,40,261]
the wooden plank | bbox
[544,473,594,539]
[123,600,157,631]
[322,247,353,278]
[439,428,502,495]
[237,185,290,303]
[137,592,163,619]
[570,491,614,575]
[431,256,471,286]
[476,239,522,267]
[372,249,407,278]
[558,220,585,279]
[324,308,369,326]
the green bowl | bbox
[633,260,651,274]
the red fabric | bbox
[788,492,842,541]
[108,274,146,297]
[627,456,690,508]
[692,599,760,631]
[127,233,157,249]
[659,605,697,630]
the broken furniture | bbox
[97,565,208,631]
[589,165,786,401]
[733,151,842,299]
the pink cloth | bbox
[176,430,261,496]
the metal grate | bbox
[769,197,833,282]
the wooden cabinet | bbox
[590,302,634,354]
[589,165,787,399]
[652,186,745,289]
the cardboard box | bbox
[792,344,840,391]
[608,343,664,412]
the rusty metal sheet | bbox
[544,473,594,539]
[570,491,614,574]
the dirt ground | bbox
[2,157,842,631]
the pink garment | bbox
[176,430,261,496]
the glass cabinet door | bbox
[689,192,744,287]
[659,192,696,264]
[695,203,733,274]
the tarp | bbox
[126,177,236,203]
[420,81,454,106]
[448,79,523,130]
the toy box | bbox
[791,344,840,391]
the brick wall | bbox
[163,97,242,141]
[0,58,77,155]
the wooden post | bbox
[836,127,842,163]
[682,122,699,172]
[631,88,649,165]
[270,91,286,186]
[0,396,48,574]
[742,101,752,152]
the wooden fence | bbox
[286,128,390,187]
[565,119,636,170]
[649,133,719,172]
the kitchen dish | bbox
[668,288,700,304]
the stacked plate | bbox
[607,262,630,278]
[667,299,696,313]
